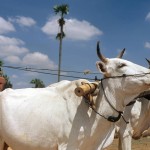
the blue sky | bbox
[0,0,150,88]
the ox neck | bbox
[100,79,123,113]
[95,78,129,123]
[100,79,129,123]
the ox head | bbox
[96,41,150,78]
[96,41,150,98]
[96,41,126,77]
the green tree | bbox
[53,4,69,82]
[3,74,13,89]
[0,60,4,76]
[30,78,45,88]
[0,59,12,89]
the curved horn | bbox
[117,48,125,58]
[146,58,150,68]
[97,41,107,63]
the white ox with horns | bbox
[113,59,150,150]
[1,42,150,150]
[132,59,150,139]
[131,59,150,140]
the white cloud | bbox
[145,41,150,49]
[145,12,150,21]
[9,16,36,27]
[0,35,24,45]
[0,35,57,72]
[4,55,21,64]
[42,16,103,40]
[22,52,57,69]
[0,35,29,57]
[0,17,15,34]
[42,16,58,35]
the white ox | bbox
[133,59,150,139]
[1,42,150,150]
[116,98,150,150]
[113,61,150,150]
[132,99,150,138]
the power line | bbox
[3,65,99,74]
[2,65,100,81]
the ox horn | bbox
[146,58,150,68]
[97,41,107,63]
[117,48,125,58]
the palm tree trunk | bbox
[58,19,63,82]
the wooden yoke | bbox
[75,82,98,97]
[74,82,99,109]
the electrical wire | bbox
[2,65,100,81]
[3,65,99,74]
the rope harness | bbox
[84,72,150,124]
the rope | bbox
[101,72,150,80]
[100,79,122,113]
[84,98,108,120]
[84,72,150,123]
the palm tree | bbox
[30,78,45,88]
[53,4,69,82]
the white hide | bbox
[116,98,150,150]
[1,56,150,150]
[116,100,141,150]
[132,98,150,139]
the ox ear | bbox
[96,61,107,74]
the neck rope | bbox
[84,78,129,124]
[85,72,150,123]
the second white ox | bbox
[116,98,150,150]
[132,98,150,139]
[1,42,150,150]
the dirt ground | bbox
[105,137,150,150]
[6,137,150,150]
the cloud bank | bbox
[0,35,29,57]
[0,17,15,34]
[9,16,36,27]
[42,16,103,40]
[0,35,57,70]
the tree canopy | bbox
[30,78,45,88]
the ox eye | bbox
[118,63,127,68]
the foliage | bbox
[0,59,12,89]
[30,78,45,88]
[3,75,13,89]
[56,32,65,40]
[0,60,4,76]
[53,4,69,16]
